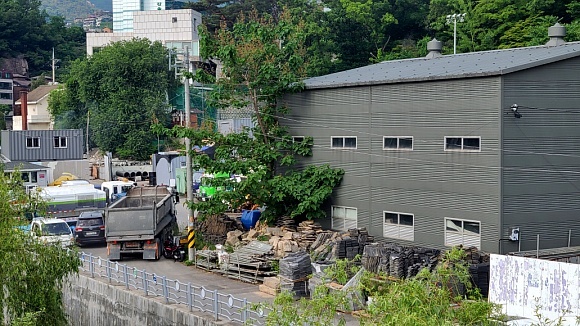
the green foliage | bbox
[49,38,177,160]
[40,0,97,22]
[252,287,349,326]
[161,9,343,222]
[0,0,86,76]
[0,165,80,326]
[323,257,361,285]
[359,247,499,325]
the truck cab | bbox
[101,180,137,203]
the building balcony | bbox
[27,114,52,123]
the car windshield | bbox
[44,223,71,236]
[78,218,103,227]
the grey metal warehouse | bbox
[282,24,580,254]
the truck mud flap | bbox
[143,240,159,260]
[108,243,121,260]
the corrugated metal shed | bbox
[1,129,84,161]
[304,42,580,89]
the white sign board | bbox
[489,254,580,324]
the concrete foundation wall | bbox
[63,274,234,326]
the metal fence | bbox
[79,252,270,325]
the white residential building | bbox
[112,0,189,32]
[86,9,201,62]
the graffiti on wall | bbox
[489,254,580,324]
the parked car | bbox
[75,211,106,246]
[30,218,74,248]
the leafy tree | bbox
[49,38,178,160]
[160,9,343,222]
[0,104,10,130]
[0,166,80,326]
[0,0,86,77]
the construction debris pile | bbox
[192,215,491,297]
[361,242,441,278]
[198,214,243,245]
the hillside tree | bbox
[0,166,80,326]
[49,38,178,160]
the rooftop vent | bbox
[546,23,566,46]
[426,38,443,58]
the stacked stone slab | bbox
[279,251,312,298]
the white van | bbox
[30,218,74,248]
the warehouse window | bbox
[445,218,481,249]
[383,136,413,150]
[53,136,67,148]
[444,136,481,151]
[26,137,40,148]
[331,136,357,149]
[383,211,414,241]
[331,205,357,231]
[292,136,305,143]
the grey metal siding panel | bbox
[502,57,580,252]
[1,130,10,158]
[284,77,502,252]
[5,130,84,161]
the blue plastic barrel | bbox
[241,210,261,230]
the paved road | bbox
[81,201,274,304]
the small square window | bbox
[445,136,481,152]
[172,17,177,23]
[384,136,413,150]
[445,218,481,249]
[383,211,414,241]
[26,137,40,148]
[292,136,305,143]
[53,136,67,148]
[331,136,356,149]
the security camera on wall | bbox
[509,228,520,242]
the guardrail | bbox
[79,252,270,325]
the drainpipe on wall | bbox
[19,90,28,130]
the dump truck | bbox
[105,186,178,260]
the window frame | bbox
[444,136,481,152]
[53,136,68,148]
[331,205,357,231]
[26,137,40,149]
[383,211,415,241]
[330,136,357,149]
[383,136,414,151]
[444,217,481,249]
[292,136,305,143]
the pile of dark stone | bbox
[361,243,440,279]
[311,228,374,262]
[279,251,312,298]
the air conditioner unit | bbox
[509,227,520,242]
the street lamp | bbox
[446,13,466,54]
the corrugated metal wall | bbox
[284,77,502,252]
[501,58,580,252]
[1,129,84,161]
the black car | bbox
[75,211,106,246]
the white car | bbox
[30,218,74,248]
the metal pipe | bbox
[569,229,572,247]
[536,234,540,258]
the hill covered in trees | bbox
[41,0,98,21]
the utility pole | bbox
[184,46,195,260]
[86,111,90,156]
[51,48,59,85]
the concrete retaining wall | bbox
[63,274,234,326]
